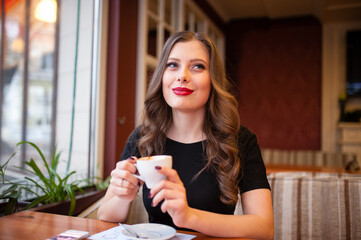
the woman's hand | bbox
[109,157,142,202]
[149,166,193,228]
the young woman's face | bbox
[162,39,211,113]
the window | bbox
[0,0,57,175]
[0,0,104,198]
[136,0,225,123]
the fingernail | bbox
[155,166,161,170]
[151,202,155,207]
[148,192,152,198]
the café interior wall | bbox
[226,17,322,150]
[322,21,361,152]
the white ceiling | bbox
[206,0,361,23]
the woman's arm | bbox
[184,189,273,239]
[150,167,274,239]
[97,158,142,222]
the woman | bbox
[98,31,274,239]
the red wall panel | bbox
[226,17,321,150]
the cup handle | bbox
[132,174,143,181]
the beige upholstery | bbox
[125,186,149,224]
[267,172,361,240]
[77,197,103,219]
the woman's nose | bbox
[177,74,189,83]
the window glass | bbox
[184,5,191,31]
[147,16,157,57]
[164,27,171,44]
[26,0,55,163]
[164,0,171,25]
[1,0,26,168]
[149,0,158,15]
[0,0,57,176]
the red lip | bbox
[172,87,194,96]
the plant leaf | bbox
[0,151,17,183]
[24,159,54,191]
[0,184,19,199]
[24,195,49,210]
[17,141,51,175]
[4,197,18,215]
[20,186,41,198]
[61,171,76,184]
[23,177,48,195]
[64,184,76,215]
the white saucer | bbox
[120,223,176,240]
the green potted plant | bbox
[17,141,86,215]
[0,152,22,216]
[1,141,108,216]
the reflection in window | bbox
[1,0,26,169]
[26,0,55,161]
[0,0,57,174]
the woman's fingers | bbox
[160,198,188,214]
[149,166,183,198]
[147,167,190,227]
[151,183,184,205]
[155,166,183,184]
[150,176,187,208]
[115,157,137,173]
[109,157,143,200]
[112,157,141,188]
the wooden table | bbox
[0,211,247,240]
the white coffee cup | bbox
[133,155,172,188]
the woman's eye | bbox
[166,62,178,68]
[193,64,205,70]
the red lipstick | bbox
[172,87,194,96]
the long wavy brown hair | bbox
[138,31,241,205]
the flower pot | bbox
[30,188,106,216]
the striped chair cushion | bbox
[267,172,361,240]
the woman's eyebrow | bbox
[167,57,208,65]
[190,58,208,65]
[167,57,180,62]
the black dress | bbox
[120,126,270,229]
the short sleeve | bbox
[238,126,270,193]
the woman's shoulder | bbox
[238,125,257,141]
[120,126,142,160]
[237,125,260,154]
[129,126,142,140]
